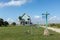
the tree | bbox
[0,18,4,26]
[18,16,25,25]
[4,21,9,26]
[18,16,22,24]
[11,22,16,26]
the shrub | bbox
[11,22,16,26]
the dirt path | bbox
[41,26,60,33]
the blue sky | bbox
[0,0,60,24]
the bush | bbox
[11,22,16,26]
[0,18,4,26]
[48,23,60,28]
[4,21,9,26]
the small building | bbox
[21,13,32,26]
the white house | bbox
[22,13,30,21]
[21,13,32,25]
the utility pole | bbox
[42,12,50,36]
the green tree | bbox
[4,21,9,26]
[11,22,16,26]
[0,18,4,26]
[18,16,22,24]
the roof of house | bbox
[22,13,30,21]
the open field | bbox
[0,26,60,40]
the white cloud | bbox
[48,16,60,23]
[6,18,14,24]
[15,19,20,24]
[0,0,32,7]
[49,16,60,21]
[34,15,40,19]
[33,15,60,24]
[32,15,43,24]
[6,18,20,24]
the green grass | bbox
[0,26,60,40]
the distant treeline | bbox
[0,18,9,26]
[0,18,16,27]
[42,23,60,28]
[48,23,60,28]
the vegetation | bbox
[4,21,9,26]
[11,22,16,26]
[18,16,22,24]
[0,13,60,40]
[0,18,9,27]
[0,26,60,40]
[48,23,60,28]
[0,18,4,26]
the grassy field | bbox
[0,26,60,40]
